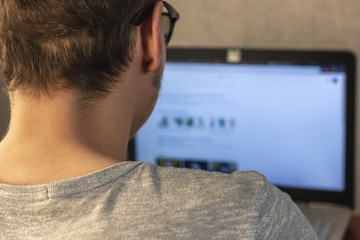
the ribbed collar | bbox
[0,161,142,201]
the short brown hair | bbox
[0,0,156,98]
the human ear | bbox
[140,1,163,72]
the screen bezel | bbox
[128,47,356,208]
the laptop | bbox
[128,48,356,240]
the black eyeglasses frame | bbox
[130,1,179,46]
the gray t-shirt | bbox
[0,161,318,239]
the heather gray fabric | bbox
[0,161,318,240]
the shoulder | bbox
[135,162,318,239]
[136,162,269,198]
[133,163,274,220]
[134,162,271,214]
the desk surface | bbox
[343,216,360,240]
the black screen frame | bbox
[128,47,356,208]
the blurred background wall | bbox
[0,0,359,212]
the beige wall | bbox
[170,0,360,50]
[0,0,359,212]
[169,0,360,214]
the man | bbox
[0,0,318,239]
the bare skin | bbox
[0,2,165,185]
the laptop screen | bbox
[129,48,355,207]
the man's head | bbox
[0,0,179,145]
[0,0,180,176]
[0,0,178,100]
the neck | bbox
[0,89,134,185]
